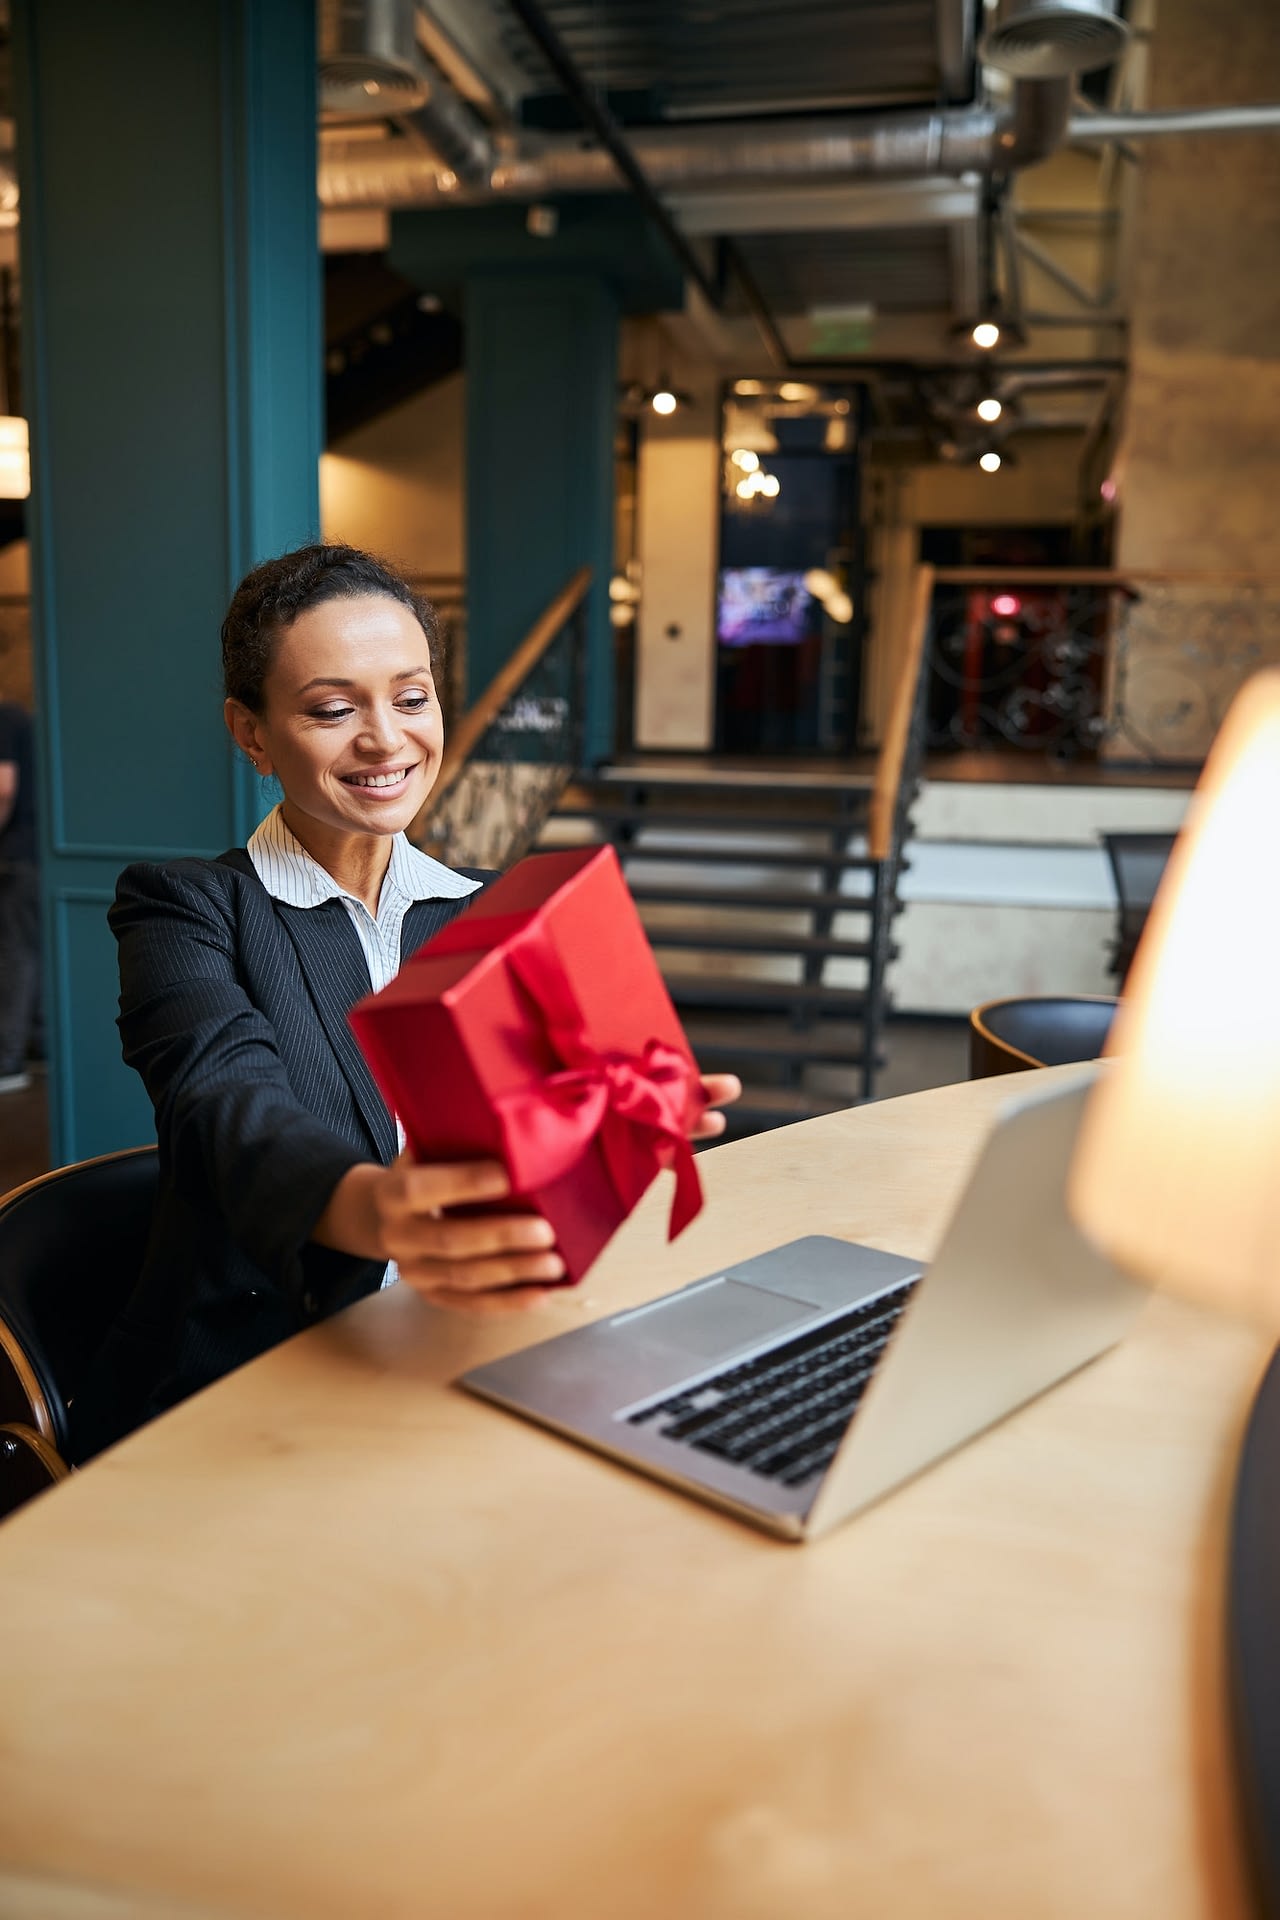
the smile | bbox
[342,767,414,791]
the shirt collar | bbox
[246,804,481,911]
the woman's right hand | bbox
[315,1156,567,1315]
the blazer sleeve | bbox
[110,860,373,1304]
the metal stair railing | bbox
[862,561,935,1095]
[411,567,591,871]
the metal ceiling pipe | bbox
[319,0,428,116]
[1069,103,1280,140]
[320,82,1074,208]
[399,69,495,184]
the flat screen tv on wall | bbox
[717,568,815,647]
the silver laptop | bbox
[461,1068,1144,1541]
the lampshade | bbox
[1069,669,1280,1324]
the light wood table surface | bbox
[0,1070,1269,1920]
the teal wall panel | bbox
[53,894,156,1163]
[13,0,321,1161]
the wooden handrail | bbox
[412,565,592,840]
[868,562,934,863]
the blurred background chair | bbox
[0,1422,69,1521]
[969,995,1120,1079]
[1101,832,1178,988]
[0,1145,158,1514]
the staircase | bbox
[418,562,934,1138]
[539,761,910,1135]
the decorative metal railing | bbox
[412,568,591,871]
[927,568,1280,767]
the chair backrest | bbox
[1101,830,1178,918]
[970,995,1119,1079]
[0,1146,159,1455]
[1101,831,1178,980]
[0,1421,69,1523]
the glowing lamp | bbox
[1070,670,1280,1326]
[991,593,1022,618]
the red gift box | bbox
[349,845,706,1283]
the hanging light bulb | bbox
[977,396,1003,423]
[979,449,1002,473]
[0,416,29,500]
[0,268,28,500]
[730,448,760,472]
[972,321,1001,351]
[651,389,678,416]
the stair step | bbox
[592,841,879,874]
[682,1019,872,1067]
[663,975,871,1015]
[629,882,869,914]
[593,765,875,796]
[647,928,873,960]
[555,802,870,834]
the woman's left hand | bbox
[689,1072,742,1141]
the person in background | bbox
[0,695,39,1094]
[73,544,738,1459]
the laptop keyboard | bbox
[623,1281,920,1489]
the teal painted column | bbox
[13,0,320,1162]
[390,199,685,767]
[465,272,618,762]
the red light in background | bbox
[991,593,1022,618]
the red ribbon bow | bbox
[422,913,705,1239]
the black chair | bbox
[0,1146,159,1473]
[0,1421,69,1522]
[1101,831,1178,987]
[969,995,1119,1079]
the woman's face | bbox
[226,593,444,845]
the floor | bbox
[0,1019,972,1197]
[0,1067,52,1196]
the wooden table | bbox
[0,1071,1268,1919]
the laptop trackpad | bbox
[620,1278,813,1361]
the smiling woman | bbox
[71,544,737,1462]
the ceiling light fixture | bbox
[979,450,1003,473]
[972,320,1001,351]
[0,270,28,501]
[977,396,1003,423]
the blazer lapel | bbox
[401,894,475,965]
[275,899,400,1164]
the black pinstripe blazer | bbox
[72,849,489,1461]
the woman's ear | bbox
[224,699,272,778]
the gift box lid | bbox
[350,842,697,1098]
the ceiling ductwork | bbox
[320,82,1076,209]
[980,0,1130,80]
[319,0,429,117]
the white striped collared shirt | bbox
[247,803,481,1286]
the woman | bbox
[73,544,738,1459]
